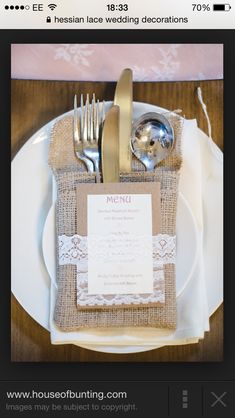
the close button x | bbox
[211,391,227,407]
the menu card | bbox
[77,183,161,296]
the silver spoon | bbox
[131,112,174,171]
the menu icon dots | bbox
[182,389,189,409]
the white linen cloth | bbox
[50,118,222,347]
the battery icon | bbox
[213,4,231,10]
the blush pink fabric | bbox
[11,44,223,81]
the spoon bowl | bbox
[131,112,174,171]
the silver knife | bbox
[101,105,120,183]
[114,68,133,173]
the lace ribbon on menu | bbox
[58,234,176,307]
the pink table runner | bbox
[11,44,223,81]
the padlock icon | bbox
[46,16,51,23]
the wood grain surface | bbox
[11,79,223,362]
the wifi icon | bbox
[48,4,57,11]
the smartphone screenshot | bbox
[0,0,232,416]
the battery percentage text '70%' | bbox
[192,3,211,11]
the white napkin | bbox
[50,118,221,347]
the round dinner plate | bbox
[11,102,223,354]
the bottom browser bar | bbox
[0,381,234,417]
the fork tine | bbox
[80,93,84,140]
[74,93,77,110]
[73,94,80,143]
[90,93,95,142]
[95,99,99,141]
[87,94,90,141]
[102,100,105,124]
[83,94,89,141]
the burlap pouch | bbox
[49,111,182,330]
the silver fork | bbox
[82,93,105,183]
[73,94,94,173]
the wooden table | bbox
[11,79,223,362]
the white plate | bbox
[42,193,198,298]
[11,102,223,354]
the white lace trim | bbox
[59,234,176,269]
[153,234,176,266]
[77,269,165,307]
[58,233,176,307]
[59,235,88,272]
